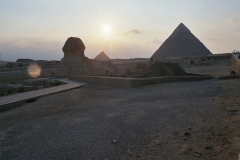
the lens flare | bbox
[28,63,41,78]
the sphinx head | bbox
[62,37,86,56]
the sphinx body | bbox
[55,37,115,77]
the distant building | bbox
[0,61,7,67]
[16,59,34,62]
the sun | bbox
[102,25,110,33]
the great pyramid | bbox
[151,23,212,61]
[94,51,110,61]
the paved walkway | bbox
[0,78,86,111]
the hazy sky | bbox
[1,0,240,61]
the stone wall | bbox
[162,53,231,65]
[0,68,56,82]
[231,53,240,75]
[4,61,60,69]
[110,58,150,74]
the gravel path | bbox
[1,78,240,160]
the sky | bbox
[1,0,240,61]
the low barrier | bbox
[70,75,213,88]
[0,69,57,82]
[231,54,240,75]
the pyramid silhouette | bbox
[94,51,110,61]
[151,23,212,61]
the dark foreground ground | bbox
[1,78,240,160]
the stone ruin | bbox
[55,37,115,77]
[16,59,34,62]
[5,59,34,68]
[0,78,65,96]
[133,62,188,78]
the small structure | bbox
[16,59,34,62]
[110,58,150,75]
[133,62,187,78]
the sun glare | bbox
[102,26,110,33]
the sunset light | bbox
[102,25,110,34]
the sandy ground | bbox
[1,77,240,160]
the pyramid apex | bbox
[174,23,190,33]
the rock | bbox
[182,149,187,154]
[127,149,132,155]
[194,153,201,157]
[155,140,161,145]
[21,86,36,91]
[10,88,18,94]
[216,145,223,153]
[238,153,240,160]
[22,79,46,87]
[222,124,227,127]
[188,146,193,151]
[0,85,9,96]
[228,112,236,115]
[182,145,188,154]
[111,140,118,143]
[45,79,59,87]
[37,85,45,90]
[204,143,212,149]
[194,151,201,156]
[227,108,237,112]
[182,137,187,140]
[205,136,211,140]
[17,87,24,93]
[184,132,191,136]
